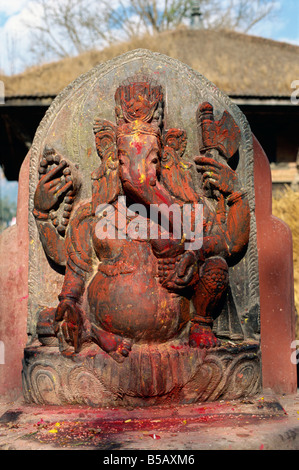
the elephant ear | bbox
[161,128,198,203]
[91,119,121,213]
[163,128,187,158]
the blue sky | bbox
[0,0,298,75]
[280,0,299,43]
[0,13,8,27]
[254,0,299,45]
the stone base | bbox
[22,339,261,407]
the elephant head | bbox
[92,78,199,239]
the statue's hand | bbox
[162,251,199,292]
[194,154,240,196]
[54,298,83,353]
[34,158,73,214]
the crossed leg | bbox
[189,256,229,348]
[91,323,132,363]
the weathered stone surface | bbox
[22,340,261,406]
[0,155,29,400]
[21,50,264,406]
[1,49,295,405]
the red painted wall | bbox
[0,154,29,400]
[254,135,297,394]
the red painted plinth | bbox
[0,154,29,400]
[254,135,297,394]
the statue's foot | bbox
[37,307,59,347]
[91,323,132,363]
[189,323,220,349]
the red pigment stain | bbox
[156,192,171,205]
[27,411,272,448]
[133,141,143,155]
[104,314,113,330]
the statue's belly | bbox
[87,267,190,342]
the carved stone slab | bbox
[23,341,261,406]
[23,49,261,406]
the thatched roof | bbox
[2,28,299,98]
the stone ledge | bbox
[0,390,298,450]
[22,340,261,407]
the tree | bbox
[106,0,276,36]
[25,0,277,63]
[26,0,113,61]
[107,0,194,36]
[199,0,276,33]
[0,196,17,232]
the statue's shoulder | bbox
[68,200,94,230]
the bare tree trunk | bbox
[23,0,277,66]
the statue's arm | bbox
[34,218,67,266]
[33,148,81,266]
[195,155,250,261]
[57,203,94,303]
[202,192,250,261]
[223,190,250,258]
[54,203,94,352]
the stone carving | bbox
[23,50,261,406]
[22,343,260,406]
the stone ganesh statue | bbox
[30,77,253,404]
